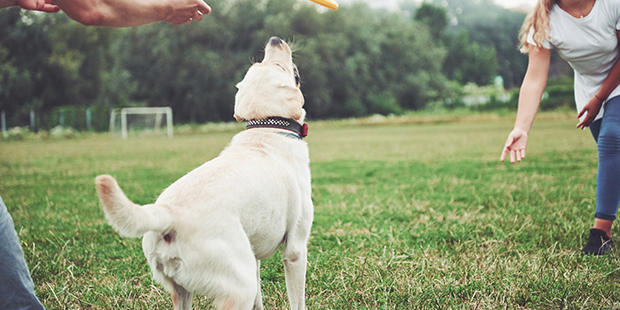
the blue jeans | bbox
[0,195,45,310]
[590,96,620,221]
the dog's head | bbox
[234,37,305,123]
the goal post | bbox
[109,107,173,140]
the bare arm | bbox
[0,0,60,12]
[53,0,211,27]
[1,0,211,26]
[500,45,551,164]
[577,29,620,128]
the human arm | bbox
[576,29,620,129]
[500,45,551,164]
[0,0,60,12]
[49,0,210,27]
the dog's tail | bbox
[95,175,172,238]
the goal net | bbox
[109,107,173,139]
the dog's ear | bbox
[280,84,305,121]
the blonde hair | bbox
[519,0,555,53]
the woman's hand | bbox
[577,95,604,129]
[15,0,60,12]
[163,0,211,25]
[501,128,529,164]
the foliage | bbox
[442,29,498,86]
[0,113,618,308]
[414,2,499,86]
[540,75,575,111]
[413,3,447,38]
[427,0,528,89]
[0,0,558,128]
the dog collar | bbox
[245,117,308,139]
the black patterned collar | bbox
[245,117,308,139]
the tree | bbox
[0,9,53,126]
[0,0,537,127]
[429,0,528,88]
[414,3,448,39]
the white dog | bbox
[96,37,313,310]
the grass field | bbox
[1,111,619,309]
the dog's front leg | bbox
[253,260,263,310]
[171,281,193,310]
[282,240,308,310]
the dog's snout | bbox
[269,36,283,46]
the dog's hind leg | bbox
[171,281,193,310]
[282,233,310,309]
[282,242,307,310]
[209,224,259,310]
[253,260,263,310]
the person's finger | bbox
[510,150,516,164]
[192,10,203,21]
[40,4,60,12]
[501,136,514,162]
[577,115,593,129]
[197,1,211,14]
[504,135,515,148]
[500,146,509,162]
[578,104,589,118]
[577,117,586,129]
[521,149,526,159]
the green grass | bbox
[1,111,618,309]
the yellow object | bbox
[308,0,338,11]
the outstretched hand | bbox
[500,128,529,164]
[164,0,211,25]
[15,0,60,12]
[576,95,604,129]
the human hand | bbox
[164,0,211,25]
[15,0,60,12]
[576,95,604,129]
[500,128,529,164]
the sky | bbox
[496,0,537,10]
[331,0,538,11]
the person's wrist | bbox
[513,124,529,132]
[595,94,606,102]
[513,125,531,137]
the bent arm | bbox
[577,29,620,128]
[594,30,620,100]
[52,0,211,27]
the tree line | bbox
[0,0,530,131]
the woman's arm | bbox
[501,45,551,164]
[0,0,59,12]
[1,0,211,26]
[577,29,620,129]
[52,0,211,26]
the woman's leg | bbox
[582,96,620,255]
[588,118,614,238]
[594,97,620,227]
[0,195,45,309]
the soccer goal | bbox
[109,107,173,140]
